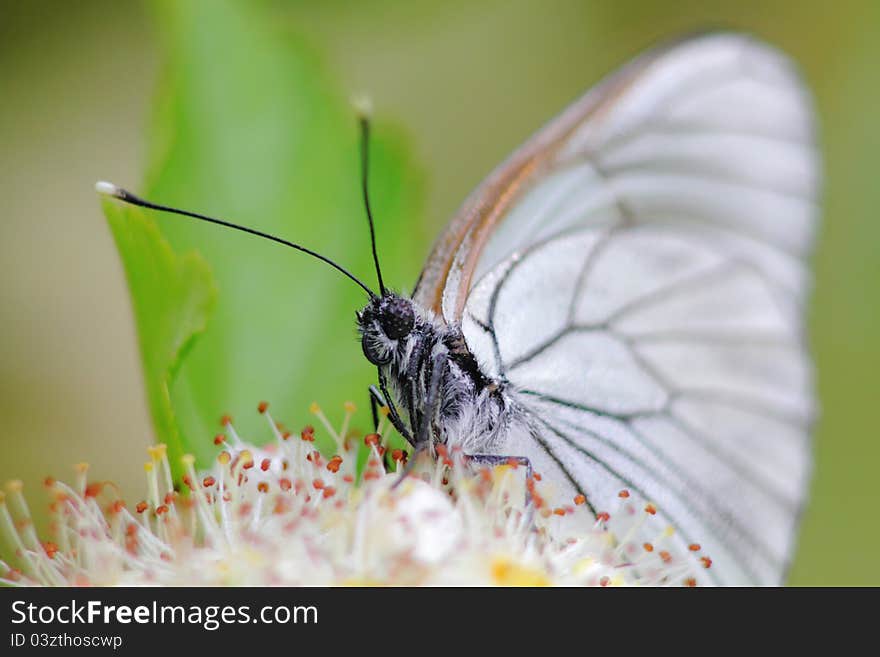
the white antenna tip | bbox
[95,181,121,197]
[352,94,373,118]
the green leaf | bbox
[108,0,424,464]
[102,201,217,472]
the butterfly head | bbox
[357,294,416,365]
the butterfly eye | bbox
[378,296,415,341]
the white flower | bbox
[0,403,711,586]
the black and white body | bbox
[358,292,525,457]
[100,33,819,586]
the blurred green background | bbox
[1,0,877,585]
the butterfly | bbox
[98,32,819,585]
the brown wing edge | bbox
[410,31,733,321]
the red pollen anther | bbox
[573,494,587,506]
[701,556,713,569]
[312,479,325,490]
[260,458,271,472]
[84,482,105,498]
[156,505,169,516]
[391,449,405,462]
[257,482,269,494]
[599,576,610,587]
[202,476,216,488]
[125,524,138,537]
[659,550,672,564]
[164,492,175,505]
[596,511,610,523]
[684,577,697,587]
[327,456,343,473]
[644,503,657,515]
[553,507,566,516]
[43,542,59,559]
[364,433,381,447]
[183,475,194,491]
[301,426,315,442]
[363,470,381,481]
[533,473,542,481]
[343,475,354,484]
[109,500,125,515]
[435,444,448,458]
[279,478,292,492]
[322,487,336,499]
[220,414,233,427]
[258,401,269,414]
[135,501,148,514]
[44,476,56,488]
[213,434,225,446]
[282,431,292,440]
[688,543,701,552]
[643,542,654,552]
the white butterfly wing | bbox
[419,33,819,585]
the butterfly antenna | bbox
[356,104,388,297]
[95,181,377,299]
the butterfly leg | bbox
[463,453,535,513]
[368,385,383,432]
[416,347,448,448]
[374,369,415,446]
[397,334,429,443]
[463,454,534,483]
[392,348,449,488]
